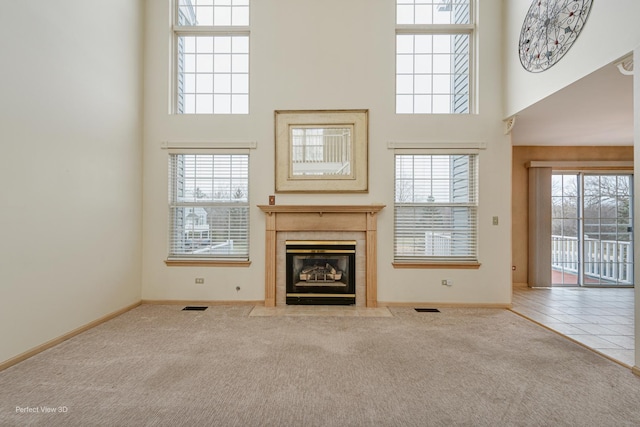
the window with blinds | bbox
[396,0,474,114]
[168,153,249,260]
[174,0,250,114]
[394,154,477,262]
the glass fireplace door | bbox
[286,241,356,305]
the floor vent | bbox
[415,308,440,313]
[183,306,208,311]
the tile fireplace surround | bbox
[258,205,385,307]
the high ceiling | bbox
[510,60,634,146]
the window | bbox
[394,154,478,263]
[396,0,473,114]
[174,0,250,114]
[168,153,249,261]
[552,173,633,286]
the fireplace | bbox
[258,204,385,307]
[286,241,356,305]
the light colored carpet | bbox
[1,305,639,426]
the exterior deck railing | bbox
[551,235,633,284]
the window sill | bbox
[165,259,251,267]
[392,262,481,269]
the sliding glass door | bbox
[551,174,579,285]
[552,173,633,287]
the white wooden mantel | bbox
[257,204,385,307]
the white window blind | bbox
[394,154,478,262]
[174,0,250,114]
[168,153,249,260]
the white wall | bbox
[0,1,144,364]
[504,0,640,118]
[142,0,512,305]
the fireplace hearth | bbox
[286,241,356,305]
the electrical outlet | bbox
[492,216,499,226]
[195,278,204,284]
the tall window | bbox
[168,153,249,260]
[396,0,473,114]
[174,0,250,114]
[394,154,478,262]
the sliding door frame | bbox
[526,161,634,288]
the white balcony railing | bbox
[292,133,351,176]
[551,235,633,284]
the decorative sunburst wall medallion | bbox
[519,0,594,73]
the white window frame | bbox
[393,150,479,268]
[395,0,475,114]
[172,0,250,115]
[166,150,250,266]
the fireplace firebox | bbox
[286,240,356,305]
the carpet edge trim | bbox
[508,308,634,371]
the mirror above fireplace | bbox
[274,110,368,193]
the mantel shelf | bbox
[258,204,386,216]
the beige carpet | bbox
[1,305,639,426]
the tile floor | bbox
[511,286,635,367]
